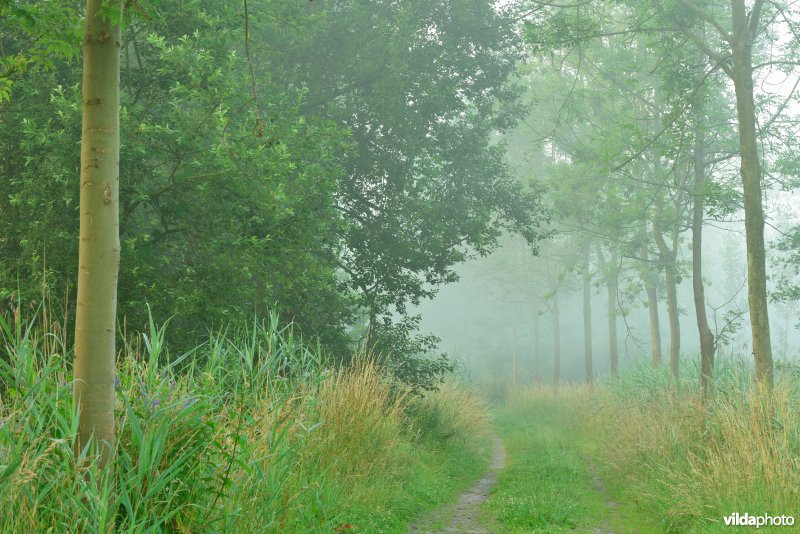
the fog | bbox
[415,212,800,384]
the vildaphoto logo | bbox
[723,513,795,528]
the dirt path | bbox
[408,436,506,533]
[587,458,619,534]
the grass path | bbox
[408,437,506,533]
[482,399,662,533]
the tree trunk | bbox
[606,271,619,378]
[596,245,619,377]
[533,309,541,384]
[653,197,681,384]
[731,0,773,389]
[74,0,123,466]
[640,231,663,367]
[583,253,593,385]
[692,105,716,400]
[663,265,681,382]
[511,317,518,389]
[553,291,560,388]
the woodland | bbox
[1,1,799,532]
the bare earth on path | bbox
[408,436,506,533]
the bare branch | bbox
[759,74,800,135]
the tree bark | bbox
[74,0,123,466]
[663,264,681,382]
[552,291,561,388]
[596,245,618,377]
[640,229,663,367]
[692,104,716,400]
[583,248,594,385]
[730,0,773,389]
[532,309,541,384]
[511,317,518,389]
[653,197,681,383]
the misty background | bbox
[415,193,800,385]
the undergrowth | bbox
[503,359,800,533]
[0,309,491,533]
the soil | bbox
[407,436,506,533]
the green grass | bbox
[484,393,662,533]
[0,308,492,533]
[343,436,492,531]
[489,359,800,534]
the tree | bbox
[652,186,685,383]
[263,0,548,361]
[73,0,123,465]
[0,2,354,354]
[596,243,620,377]
[638,223,663,368]
[582,243,594,384]
[691,98,716,399]
[727,0,773,388]
[520,0,788,391]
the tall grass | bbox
[0,309,491,532]
[505,359,800,533]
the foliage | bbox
[0,1,354,351]
[0,0,552,388]
[262,0,549,327]
[0,0,82,102]
[772,225,800,309]
[367,314,454,394]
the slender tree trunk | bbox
[605,271,618,377]
[596,245,619,377]
[692,106,716,400]
[553,292,560,388]
[731,0,773,389]
[641,231,663,367]
[645,277,662,367]
[511,317,518,390]
[533,309,541,384]
[583,251,593,385]
[663,265,681,382]
[74,0,123,466]
[653,197,681,383]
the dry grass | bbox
[1,311,493,533]
[505,366,800,532]
[410,381,491,447]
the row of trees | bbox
[498,0,799,395]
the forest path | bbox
[407,436,506,533]
[476,400,661,533]
[587,458,621,534]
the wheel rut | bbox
[408,436,505,533]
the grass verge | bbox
[490,359,800,533]
[0,309,491,533]
[485,390,658,533]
